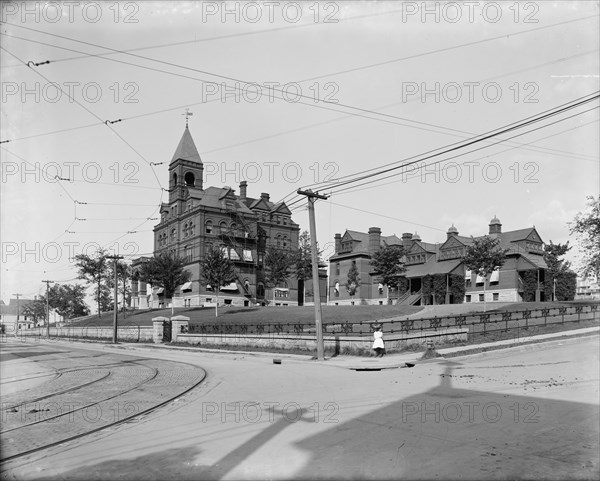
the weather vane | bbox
[182,108,193,128]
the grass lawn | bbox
[69,304,424,327]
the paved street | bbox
[1,335,598,480]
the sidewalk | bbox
[89,325,600,371]
[316,326,600,369]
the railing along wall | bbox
[185,304,599,340]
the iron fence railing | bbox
[186,304,599,339]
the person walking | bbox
[372,323,385,357]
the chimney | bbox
[334,233,342,254]
[239,181,247,200]
[368,227,381,255]
[260,192,270,202]
[402,232,413,250]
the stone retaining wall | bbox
[13,325,154,342]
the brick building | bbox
[130,127,300,308]
[329,217,548,306]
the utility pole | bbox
[107,255,124,343]
[297,189,328,360]
[553,277,557,301]
[12,293,22,321]
[41,281,53,337]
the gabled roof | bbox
[518,254,548,270]
[219,187,237,200]
[473,227,542,247]
[271,202,292,215]
[382,235,402,246]
[196,187,255,214]
[405,258,463,278]
[440,235,472,250]
[0,298,36,316]
[248,197,273,211]
[170,127,202,164]
[344,230,370,244]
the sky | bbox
[1,0,599,306]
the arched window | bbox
[276,234,281,248]
[189,223,194,236]
[170,228,176,241]
[257,283,265,297]
[283,235,288,248]
[184,171,195,186]
[205,220,213,234]
[231,222,237,236]
[183,223,189,237]
[172,172,178,186]
[184,245,191,262]
[334,281,340,297]
[220,221,227,234]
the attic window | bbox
[184,172,195,186]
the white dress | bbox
[372,331,384,349]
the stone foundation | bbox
[174,327,468,354]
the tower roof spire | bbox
[171,126,202,164]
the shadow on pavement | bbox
[44,362,600,480]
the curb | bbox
[7,326,598,368]
[441,330,599,360]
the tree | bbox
[370,245,406,303]
[264,246,294,305]
[198,247,236,317]
[110,260,132,315]
[462,236,509,312]
[41,283,89,320]
[138,252,191,305]
[345,262,360,303]
[543,241,572,301]
[295,230,324,304]
[295,230,323,281]
[570,196,600,279]
[74,248,112,318]
[21,300,46,326]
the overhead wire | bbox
[4,19,596,142]
[325,101,600,197]
[332,117,600,197]
[298,92,599,195]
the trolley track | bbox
[1,344,206,464]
